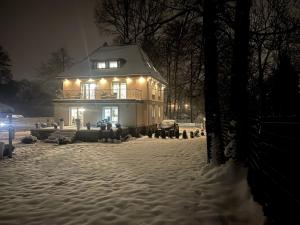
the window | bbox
[158,106,161,118]
[70,107,84,126]
[81,83,96,99]
[103,106,118,124]
[109,60,118,68]
[152,86,156,98]
[158,85,161,99]
[97,62,106,69]
[152,105,156,118]
[112,81,127,99]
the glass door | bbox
[112,82,120,99]
[102,106,118,124]
[82,83,96,99]
[70,107,84,126]
[112,82,126,99]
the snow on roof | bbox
[57,45,167,84]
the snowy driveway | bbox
[0,137,264,225]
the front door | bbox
[102,106,118,124]
[70,107,84,126]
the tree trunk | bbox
[203,0,223,164]
[230,0,251,162]
[190,51,193,123]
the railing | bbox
[56,89,142,100]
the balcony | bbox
[55,89,142,101]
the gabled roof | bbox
[57,44,167,84]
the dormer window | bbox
[97,62,106,69]
[109,60,118,68]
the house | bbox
[53,45,167,129]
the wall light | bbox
[75,79,81,85]
[113,77,119,81]
[138,76,145,84]
[126,77,132,83]
[64,79,70,85]
[100,78,107,84]
[88,78,95,82]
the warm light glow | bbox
[113,77,119,81]
[162,85,165,90]
[203,117,206,121]
[184,104,189,108]
[171,104,175,108]
[126,77,132,83]
[78,108,85,112]
[88,78,95,82]
[138,76,145,84]
[64,79,70,85]
[147,77,151,82]
[75,79,81,85]
[100,78,107,84]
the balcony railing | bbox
[56,89,142,100]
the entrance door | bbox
[102,106,118,124]
[70,107,84,126]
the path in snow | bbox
[0,137,264,225]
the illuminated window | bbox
[97,62,106,69]
[103,106,118,124]
[158,85,161,98]
[109,61,118,68]
[112,81,127,99]
[158,106,161,118]
[152,86,156,98]
[152,105,156,118]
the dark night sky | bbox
[0,0,111,80]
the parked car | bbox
[158,120,179,137]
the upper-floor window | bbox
[112,81,127,99]
[81,82,96,99]
[109,60,118,68]
[96,60,119,69]
[97,62,106,69]
[158,85,161,99]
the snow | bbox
[0,135,265,225]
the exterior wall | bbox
[56,75,166,128]
[54,102,146,127]
[60,76,164,102]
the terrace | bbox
[56,89,143,101]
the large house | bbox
[53,45,167,129]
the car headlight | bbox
[0,122,6,127]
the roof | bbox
[57,45,167,84]
[0,103,14,114]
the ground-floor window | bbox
[102,106,118,124]
[70,107,85,126]
[158,106,161,118]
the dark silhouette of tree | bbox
[203,0,223,164]
[36,48,73,97]
[230,0,252,161]
[271,52,299,117]
[0,46,12,85]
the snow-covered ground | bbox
[0,135,265,225]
